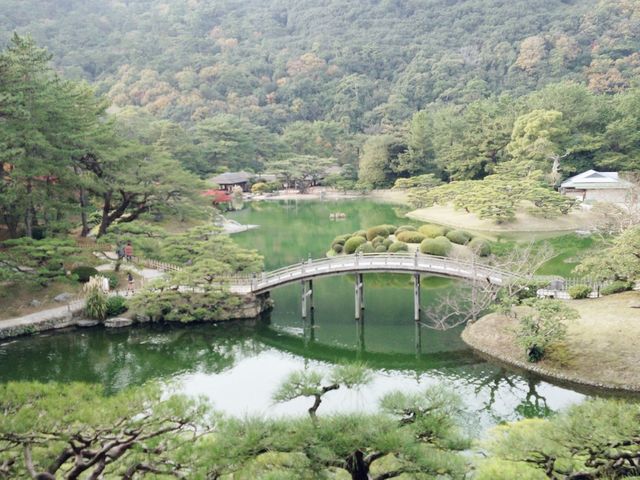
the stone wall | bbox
[0,293,273,341]
[0,306,84,340]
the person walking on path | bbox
[124,241,134,262]
[127,272,135,295]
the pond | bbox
[0,199,589,432]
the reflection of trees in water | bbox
[445,365,553,423]
[1,318,555,422]
[0,323,267,394]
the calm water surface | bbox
[0,200,588,431]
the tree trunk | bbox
[79,186,90,237]
[97,191,112,238]
[24,180,34,238]
[3,212,19,238]
[346,450,369,480]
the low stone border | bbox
[461,327,640,393]
[0,293,273,341]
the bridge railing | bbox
[248,252,522,292]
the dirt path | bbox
[462,292,640,392]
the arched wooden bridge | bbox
[224,253,523,321]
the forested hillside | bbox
[2,0,639,132]
[2,0,640,187]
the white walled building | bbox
[560,170,633,204]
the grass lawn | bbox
[491,233,601,277]
[463,292,640,391]
[407,203,597,235]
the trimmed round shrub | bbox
[332,243,344,254]
[420,236,452,256]
[446,229,472,245]
[388,241,409,253]
[380,224,397,235]
[71,266,99,283]
[366,225,391,241]
[418,224,448,238]
[106,295,128,317]
[356,242,375,254]
[344,236,367,254]
[374,245,387,253]
[469,238,492,257]
[371,236,386,247]
[382,238,393,248]
[396,231,426,244]
[352,230,367,238]
[332,234,352,245]
[568,284,591,299]
[394,225,416,234]
[601,280,633,296]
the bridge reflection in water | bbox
[260,309,479,372]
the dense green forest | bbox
[2,0,639,131]
[2,0,640,239]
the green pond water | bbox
[0,200,590,431]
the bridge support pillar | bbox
[355,273,364,319]
[301,280,313,319]
[413,273,421,322]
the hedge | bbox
[601,280,633,296]
[356,242,375,254]
[446,230,472,245]
[568,285,591,299]
[366,226,391,241]
[419,236,452,256]
[344,236,367,254]
[389,241,409,252]
[382,238,393,248]
[374,245,387,253]
[71,266,99,283]
[333,244,344,254]
[469,238,492,257]
[353,230,367,238]
[396,231,426,244]
[418,224,448,238]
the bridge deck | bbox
[226,253,521,294]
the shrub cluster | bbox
[446,229,472,245]
[419,236,453,256]
[106,295,128,317]
[344,236,367,254]
[396,231,426,244]
[601,280,633,296]
[394,225,416,234]
[568,284,591,299]
[418,224,448,238]
[388,241,409,252]
[72,266,99,283]
[356,242,375,254]
[469,238,492,257]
